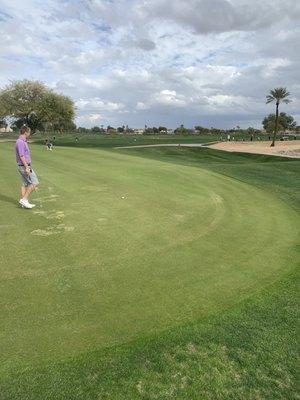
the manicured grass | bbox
[33,133,220,148]
[0,139,299,399]
[120,146,300,211]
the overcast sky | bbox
[0,0,299,128]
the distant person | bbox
[15,126,39,209]
[47,140,53,151]
[75,137,79,143]
[250,134,253,142]
[227,134,231,141]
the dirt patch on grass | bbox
[33,194,60,203]
[97,217,108,222]
[33,209,65,220]
[46,211,65,220]
[174,214,185,221]
[31,228,58,237]
[61,224,75,232]
[211,193,223,205]
[208,140,300,158]
[33,210,46,215]
[31,223,74,236]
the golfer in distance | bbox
[15,126,39,209]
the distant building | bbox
[133,128,144,135]
[167,129,174,134]
[0,126,13,133]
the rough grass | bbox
[0,138,299,399]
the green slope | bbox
[0,141,299,399]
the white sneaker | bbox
[19,199,35,209]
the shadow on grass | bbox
[0,193,18,206]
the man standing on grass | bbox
[15,126,39,209]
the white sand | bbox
[207,140,300,158]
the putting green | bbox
[0,143,298,373]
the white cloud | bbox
[136,102,150,110]
[146,0,300,34]
[152,90,187,107]
[75,98,125,112]
[0,0,299,128]
[87,113,103,122]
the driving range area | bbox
[0,138,299,399]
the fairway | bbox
[0,141,299,399]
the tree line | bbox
[0,81,298,146]
[0,80,75,133]
[80,114,298,136]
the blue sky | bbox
[0,0,299,128]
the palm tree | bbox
[266,87,291,147]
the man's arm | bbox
[20,155,30,174]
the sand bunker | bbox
[208,140,300,158]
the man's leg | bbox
[23,184,36,200]
[21,185,26,198]
[24,170,39,199]
[19,168,39,203]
